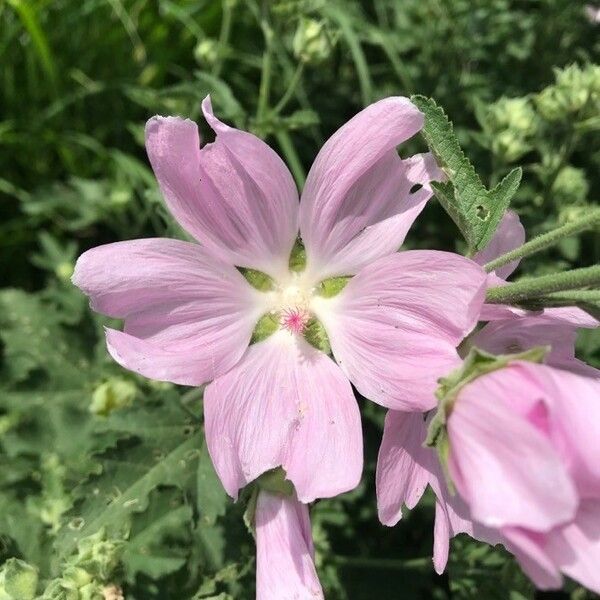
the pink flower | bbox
[377,362,600,594]
[255,491,323,599]
[73,96,488,503]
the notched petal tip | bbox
[201,94,231,134]
[144,115,200,152]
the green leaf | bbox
[412,95,522,253]
[0,289,92,388]
[197,444,227,526]
[54,399,203,562]
[122,488,193,582]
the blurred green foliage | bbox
[1,0,599,598]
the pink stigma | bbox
[281,307,310,334]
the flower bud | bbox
[292,18,335,65]
[536,64,600,121]
[55,261,75,282]
[0,558,38,600]
[485,97,537,162]
[90,379,136,416]
[551,166,589,207]
[194,39,219,68]
[74,529,123,582]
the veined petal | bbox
[502,527,563,590]
[428,445,501,574]
[376,411,432,526]
[315,251,487,411]
[539,306,599,328]
[546,500,600,594]
[448,369,578,531]
[473,210,525,280]
[299,97,427,279]
[145,99,299,278]
[204,332,363,502]
[470,317,578,365]
[73,238,264,385]
[255,491,323,600]
[519,362,600,498]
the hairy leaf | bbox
[412,95,522,253]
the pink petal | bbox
[470,316,578,366]
[376,411,432,526]
[255,491,323,600]
[73,238,263,385]
[540,306,599,328]
[204,332,363,502]
[305,153,443,280]
[521,362,600,497]
[448,369,578,531]
[429,454,502,574]
[473,210,525,279]
[316,251,487,411]
[299,97,428,279]
[546,500,600,594]
[502,527,563,590]
[145,99,299,278]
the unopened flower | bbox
[255,491,323,599]
[377,361,600,593]
[293,18,336,65]
[484,97,538,163]
[73,96,487,503]
[377,210,599,591]
[90,378,137,416]
[0,558,38,600]
[535,64,600,122]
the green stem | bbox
[485,265,600,305]
[213,0,234,77]
[527,290,600,307]
[484,210,600,273]
[330,555,430,570]
[256,15,274,122]
[273,62,305,115]
[275,130,305,189]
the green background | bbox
[1,0,599,598]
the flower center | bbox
[280,307,310,334]
[270,274,315,335]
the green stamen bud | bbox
[238,268,275,292]
[315,276,350,298]
[250,313,279,344]
[288,239,307,273]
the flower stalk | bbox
[484,209,600,273]
[485,265,600,305]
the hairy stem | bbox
[484,209,600,273]
[486,265,600,304]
